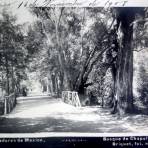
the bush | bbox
[137,65,148,105]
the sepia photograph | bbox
[0,0,148,147]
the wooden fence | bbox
[0,93,16,115]
[62,91,81,107]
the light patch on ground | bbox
[3,96,148,133]
[5,97,101,121]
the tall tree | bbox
[111,8,147,115]
[30,7,113,96]
[0,9,27,95]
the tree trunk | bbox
[51,74,56,94]
[55,22,70,91]
[113,8,135,115]
[11,65,15,93]
[5,58,10,95]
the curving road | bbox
[0,95,147,133]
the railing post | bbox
[72,92,75,106]
[72,92,74,105]
[3,93,16,115]
[4,97,7,115]
[67,91,69,103]
[77,92,81,107]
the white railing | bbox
[62,91,81,107]
[0,93,16,115]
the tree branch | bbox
[84,82,93,87]
[133,47,145,52]
[57,7,65,28]
[83,46,112,82]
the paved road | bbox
[0,95,148,133]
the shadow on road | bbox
[0,95,148,133]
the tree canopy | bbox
[0,7,148,116]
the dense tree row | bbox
[0,10,26,96]
[0,9,41,96]
[0,7,147,116]
[29,7,148,115]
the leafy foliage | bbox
[137,65,148,105]
[0,9,32,95]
